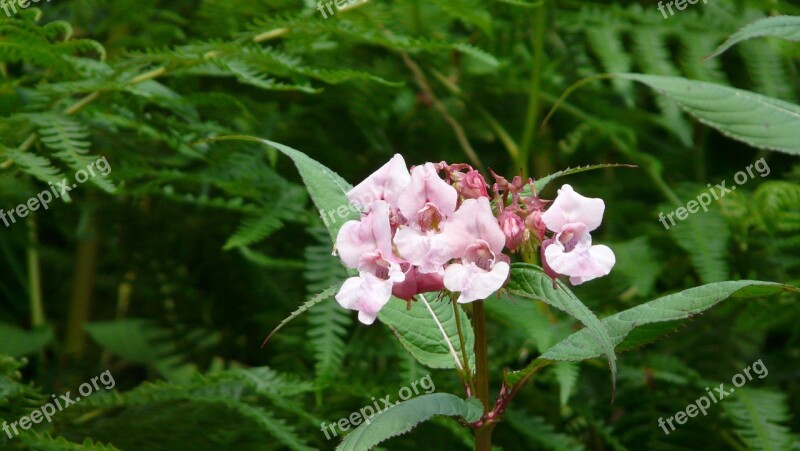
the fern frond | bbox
[724,388,798,451]
[304,225,350,382]
[28,114,116,193]
[670,202,730,283]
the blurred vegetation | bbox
[0,0,799,449]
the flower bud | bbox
[498,210,524,252]
[525,210,546,242]
[454,170,489,199]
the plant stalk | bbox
[472,300,493,450]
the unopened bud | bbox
[498,210,524,252]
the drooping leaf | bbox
[505,263,617,391]
[614,74,800,155]
[336,394,483,451]
[505,280,796,386]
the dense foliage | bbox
[0,0,799,449]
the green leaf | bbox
[379,295,474,370]
[505,280,796,386]
[707,16,800,60]
[336,394,483,451]
[83,319,179,372]
[723,388,798,451]
[614,74,800,155]
[505,263,617,391]
[203,136,358,242]
[0,323,53,357]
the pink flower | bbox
[347,154,411,209]
[398,163,457,230]
[336,201,394,269]
[540,184,615,285]
[395,163,458,274]
[498,210,524,252]
[335,200,405,324]
[443,198,510,303]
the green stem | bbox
[517,3,546,176]
[27,216,44,328]
[453,300,476,396]
[472,300,493,451]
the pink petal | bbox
[541,184,605,232]
[335,200,392,268]
[444,261,510,304]
[543,241,615,285]
[446,198,506,258]
[398,163,457,227]
[335,274,394,325]
[394,226,451,274]
[347,154,411,209]
[568,245,615,285]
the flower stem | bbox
[472,300,493,451]
[453,300,476,397]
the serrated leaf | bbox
[505,263,617,391]
[614,73,800,155]
[707,16,800,59]
[379,295,474,370]
[336,394,483,451]
[505,280,796,386]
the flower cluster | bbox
[334,155,615,324]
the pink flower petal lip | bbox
[398,163,457,227]
[543,240,615,285]
[335,200,393,269]
[444,260,510,304]
[445,197,506,259]
[336,273,394,325]
[347,154,411,209]
[394,226,451,274]
[540,184,605,233]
